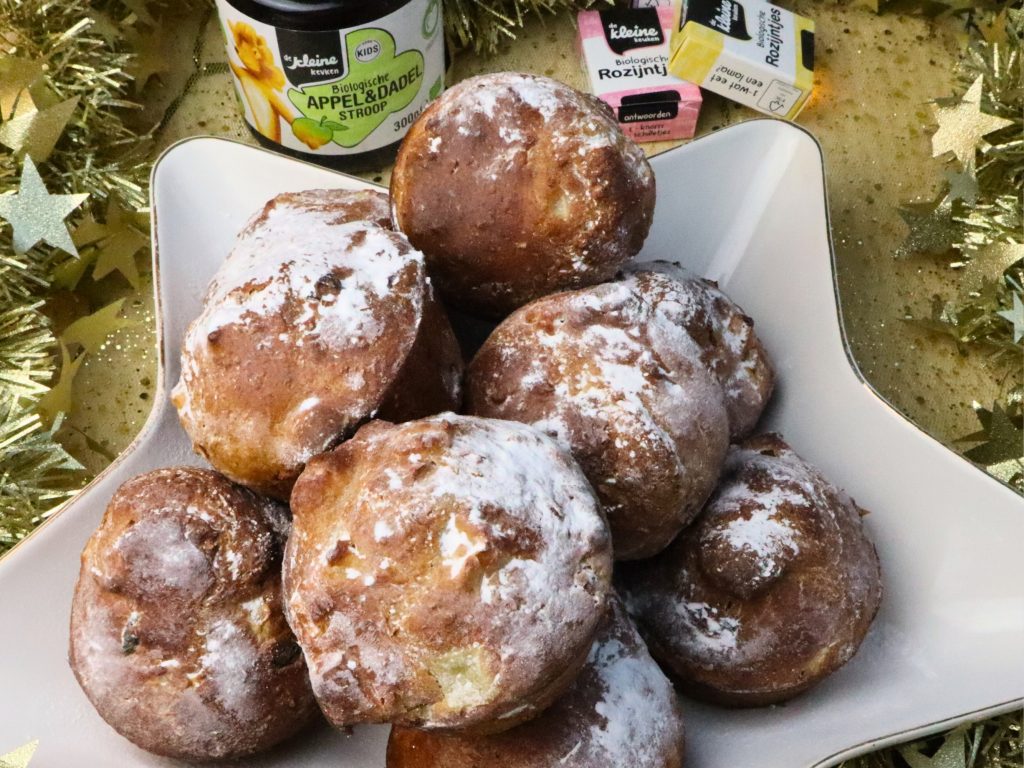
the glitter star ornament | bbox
[125,27,172,94]
[0,57,43,119]
[896,197,959,257]
[36,344,86,427]
[61,299,136,354]
[0,96,79,161]
[942,168,979,205]
[931,75,1014,170]
[997,292,1024,343]
[76,197,149,288]
[899,728,967,768]
[0,739,37,768]
[0,157,88,256]
[956,240,1024,295]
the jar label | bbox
[216,0,444,155]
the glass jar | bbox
[214,0,445,172]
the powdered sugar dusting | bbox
[479,599,686,767]
[677,601,741,653]
[200,619,260,717]
[470,278,728,557]
[621,435,882,699]
[520,284,714,466]
[623,262,774,438]
[707,500,802,580]
[172,200,439,489]
[412,416,610,645]
[432,72,646,193]
[114,516,212,598]
[189,217,421,354]
[286,414,612,726]
[439,513,488,578]
[586,628,683,765]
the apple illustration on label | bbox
[292,117,334,149]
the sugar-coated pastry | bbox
[386,596,685,768]
[465,280,729,560]
[172,191,463,500]
[270,188,394,230]
[391,72,656,317]
[284,414,613,733]
[619,434,883,707]
[623,262,774,440]
[69,468,317,761]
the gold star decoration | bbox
[61,299,137,354]
[978,9,1009,45]
[125,27,172,94]
[959,401,1024,487]
[0,157,88,255]
[51,250,96,291]
[896,197,960,258]
[996,291,1024,343]
[122,0,157,26]
[900,728,966,768]
[0,96,79,161]
[0,56,43,120]
[0,739,38,768]
[954,240,1024,295]
[36,343,85,427]
[56,197,149,288]
[84,11,124,45]
[942,167,979,205]
[86,198,149,288]
[961,402,1024,467]
[931,75,1014,170]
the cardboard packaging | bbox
[669,0,815,120]
[578,6,703,142]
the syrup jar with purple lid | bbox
[214,0,445,170]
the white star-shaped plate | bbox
[0,120,1021,766]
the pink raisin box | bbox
[578,6,702,142]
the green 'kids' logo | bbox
[287,28,424,149]
[422,0,440,39]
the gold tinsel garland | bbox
[898,6,1024,491]
[0,0,150,551]
[0,0,191,550]
[444,0,612,55]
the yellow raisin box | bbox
[669,0,814,120]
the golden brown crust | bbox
[465,280,729,560]
[391,72,656,318]
[283,414,613,732]
[386,596,685,768]
[245,188,393,232]
[619,434,883,707]
[378,283,465,423]
[68,468,317,761]
[172,193,462,500]
[623,263,774,440]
